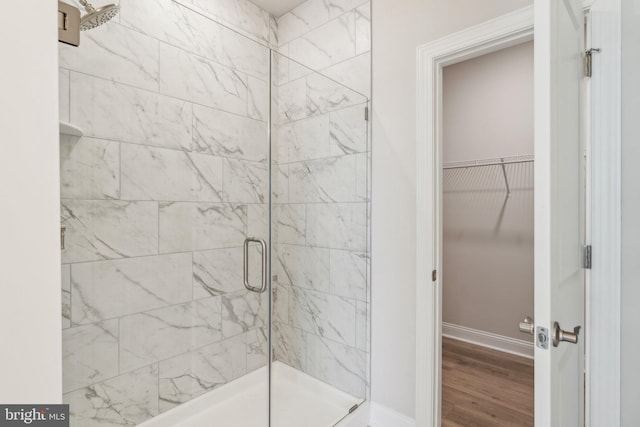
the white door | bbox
[534,0,586,426]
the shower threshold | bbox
[138,361,367,427]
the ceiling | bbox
[249,0,307,16]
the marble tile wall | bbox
[274,0,371,97]
[59,0,272,424]
[59,0,371,423]
[270,0,371,399]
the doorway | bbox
[440,41,535,426]
[416,3,593,426]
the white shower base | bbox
[139,362,368,427]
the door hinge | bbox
[584,48,601,78]
[583,245,592,269]
[364,106,369,121]
[432,270,437,282]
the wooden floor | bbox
[442,338,534,427]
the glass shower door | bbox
[59,13,272,424]
[269,51,371,426]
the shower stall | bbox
[58,0,371,426]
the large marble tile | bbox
[159,44,248,116]
[306,202,367,251]
[193,247,244,298]
[276,0,332,46]
[273,77,308,124]
[222,159,268,203]
[176,0,271,44]
[320,52,371,98]
[70,73,192,151]
[277,114,330,163]
[246,328,268,372]
[59,68,70,123]
[62,320,119,393]
[277,0,366,46]
[356,152,370,201]
[289,155,358,203]
[355,300,369,352]
[269,15,279,48]
[159,202,246,253]
[220,27,269,81]
[120,297,223,372]
[274,165,290,203]
[120,143,224,202]
[306,334,367,398]
[120,0,222,62]
[221,290,267,338]
[355,3,371,55]
[158,334,246,412]
[60,136,120,200]
[272,321,306,371]
[288,287,356,346]
[274,204,306,245]
[71,254,193,325]
[61,200,158,264]
[193,104,267,161]
[64,364,159,427]
[274,244,330,292]
[59,22,159,91]
[62,265,71,329]
[330,103,368,156]
[272,282,290,324]
[247,204,268,240]
[247,76,269,122]
[271,48,290,86]
[288,13,356,72]
[327,0,369,18]
[330,250,368,301]
[307,72,367,116]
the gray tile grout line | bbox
[63,64,367,133]
[65,67,268,125]
[60,196,369,206]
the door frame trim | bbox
[586,0,622,425]
[415,6,534,426]
[415,1,622,426]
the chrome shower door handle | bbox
[243,238,268,293]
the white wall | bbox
[0,0,62,402]
[442,42,534,342]
[621,0,640,424]
[442,42,534,163]
[371,0,532,419]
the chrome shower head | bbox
[78,1,119,31]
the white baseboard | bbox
[369,402,416,427]
[442,322,534,359]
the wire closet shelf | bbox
[442,154,534,196]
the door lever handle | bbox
[552,321,581,347]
